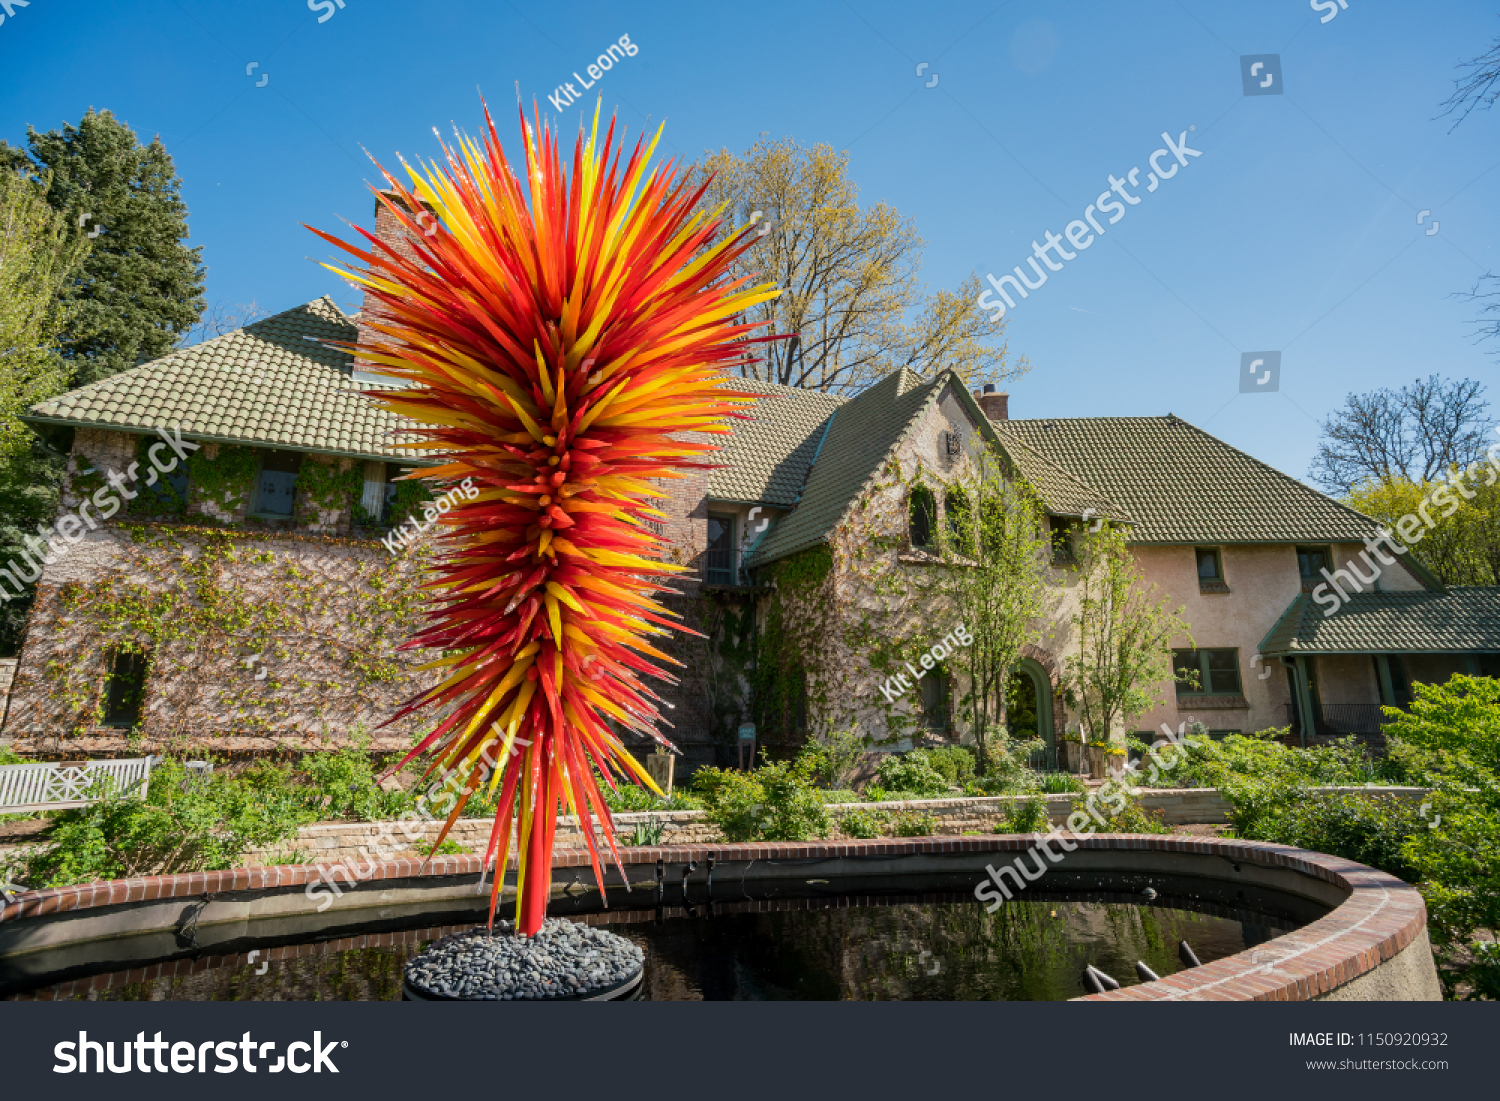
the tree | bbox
[1440,23,1500,128]
[1345,474,1500,587]
[0,170,90,653]
[1,109,205,388]
[1310,375,1494,496]
[1062,525,1193,746]
[183,299,268,346]
[926,448,1051,769]
[692,135,1027,395]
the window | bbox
[919,668,947,730]
[130,458,189,515]
[1049,516,1074,564]
[1195,547,1224,585]
[944,487,972,549]
[255,450,303,516]
[1297,545,1330,591]
[1173,648,1243,697]
[705,512,736,585]
[103,648,149,727]
[909,486,936,549]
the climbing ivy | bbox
[126,434,189,518]
[18,521,437,750]
[187,444,258,514]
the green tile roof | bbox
[997,432,1130,523]
[1259,588,1500,655]
[992,415,1381,544]
[25,297,428,462]
[707,378,844,507]
[747,368,943,566]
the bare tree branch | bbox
[1310,375,1494,494]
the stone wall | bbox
[238,787,1431,866]
[2,516,440,755]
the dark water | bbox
[10,890,1297,1002]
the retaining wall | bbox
[236,786,1431,865]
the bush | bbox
[889,809,940,837]
[815,789,862,804]
[6,759,307,889]
[1038,772,1086,794]
[838,808,887,839]
[694,755,828,842]
[597,776,701,812]
[797,729,866,788]
[996,795,1050,834]
[974,730,1044,793]
[1095,788,1171,834]
[875,750,954,798]
[622,816,665,847]
[296,741,412,822]
[862,785,889,803]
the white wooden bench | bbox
[0,756,210,814]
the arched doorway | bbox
[1006,659,1054,760]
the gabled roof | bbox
[997,432,1130,523]
[992,415,1381,545]
[706,378,844,507]
[24,297,428,463]
[1260,588,1500,656]
[747,368,943,565]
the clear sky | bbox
[3,0,1497,484]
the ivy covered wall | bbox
[5,428,443,756]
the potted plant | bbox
[1085,738,1110,780]
[1060,726,1085,775]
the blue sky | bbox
[2,0,1497,484]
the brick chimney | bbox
[974,383,1009,422]
[352,190,434,377]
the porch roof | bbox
[1259,587,1500,656]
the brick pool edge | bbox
[0,835,1438,1001]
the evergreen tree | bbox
[1,109,205,388]
[0,170,90,653]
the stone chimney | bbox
[352,190,434,377]
[973,383,1009,422]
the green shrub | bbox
[889,809,940,837]
[797,729,866,788]
[975,730,1044,793]
[695,755,828,842]
[6,759,307,889]
[996,795,1051,834]
[862,785,889,803]
[1038,771,1086,794]
[923,745,976,786]
[838,808,887,839]
[296,740,413,822]
[875,750,953,798]
[622,816,665,847]
[815,789,862,804]
[597,777,701,812]
[1095,787,1171,834]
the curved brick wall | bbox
[0,835,1437,1001]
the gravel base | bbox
[404,918,644,1001]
